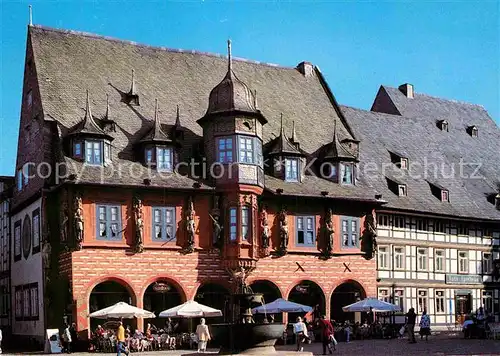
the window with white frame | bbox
[341,217,359,248]
[458,251,468,273]
[32,208,40,254]
[229,207,237,241]
[157,147,173,172]
[340,163,354,185]
[434,249,445,272]
[378,246,389,269]
[377,214,389,227]
[482,253,492,275]
[152,207,176,241]
[296,216,315,246]
[435,290,445,313]
[482,291,493,313]
[238,136,254,164]
[85,140,103,165]
[241,206,250,241]
[434,219,446,233]
[417,248,428,271]
[217,137,233,163]
[417,290,428,313]
[394,289,404,311]
[394,246,405,270]
[96,205,122,240]
[285,158,299,182]
[398,184,407,196]
[14,220,21,262]
[378,289,390,302]
[394,215,405,228]
[417,219,428,231]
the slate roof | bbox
[30,25,377,201]
[68,90,112,139]
[343,86,500,220]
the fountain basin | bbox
[211,323,284,354]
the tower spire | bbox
[154,99,159,125]
[175,105,181,127]
[227,39,232,73]
[280,113,284,136]
[85,90,93,121]
[129,69,136,95]
[333,119,337,141]
[29,5,33,26]
[105,94,110,119]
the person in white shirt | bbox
[0,327,3,354]
[293,317,308,352]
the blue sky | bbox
[1,1,498,176]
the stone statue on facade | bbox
[185,197,195,253]
[60,202,69,244]
[260,208,270,249]
[73,193,84,250]
[324,208,334,257]
[133,195,144,253]
[278,209,288,255]
[209,214,223,248]
[361,212,377,260]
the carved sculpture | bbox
[324,208,334,257]
[278,209,288,254]
[73,193,84,250]
[133,195,144,253]
[260,208,270,249]
[42,241,51,270]
[360,212,377,260]
[60,202,69,243]
[209,214,223,248]
[185,197,195,253]
[227,266,254,295]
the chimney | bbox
[297,62,314,77]
[398,83,414,98]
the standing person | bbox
[69,323,78,352]
[196,318,211,353]
[62,324,72,353]
[406,308,417,344]
[116,321,128,356]
[293,316,308,352]
[419,310,431,341]
[319,315,335,355]
[344,321,352,343]
[0,327,3,354]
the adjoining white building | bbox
[10,197,44,346]
[344,83,500,328]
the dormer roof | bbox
[322,120,357,161]
[266,114,304,156]
[67,90,113,141]
[139,99,173,144]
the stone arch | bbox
[287,279,326,322]
[330,279,366,322]
[194,281,231,324]
[249,279,284,322]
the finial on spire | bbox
[85,90,93,120]
[105,94,110,118]
[175,105,181,127]
[29,5,33,26]
[291,121,297,142]
[253,90,258,109]
[333,119,337,140]
[154,98,159,123]
[227,39,232,72]
[280,113,284,136]
[130,69,136,95]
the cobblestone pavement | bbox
[4,334,500,355]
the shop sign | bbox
[445,274,482,285]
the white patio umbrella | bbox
[159,300,222,318]
[89,302,156,319]
[342,297,401,313]
[252,298,313,314]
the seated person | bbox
[462,318,474,338]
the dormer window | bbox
[157,147,173,172]
[74,141,82,158]
[428,181,449,202]
[340,163,354,185]
[441,190,449,202]
[238,136,254,164]
[398,184,407,196]
[389,151,408,169]
[468,126,478,137]
[437,120,449,132]
[285,158,299,182]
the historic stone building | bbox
[12,24,382,345]
[0,176,13,341]
[343,84,500,328]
